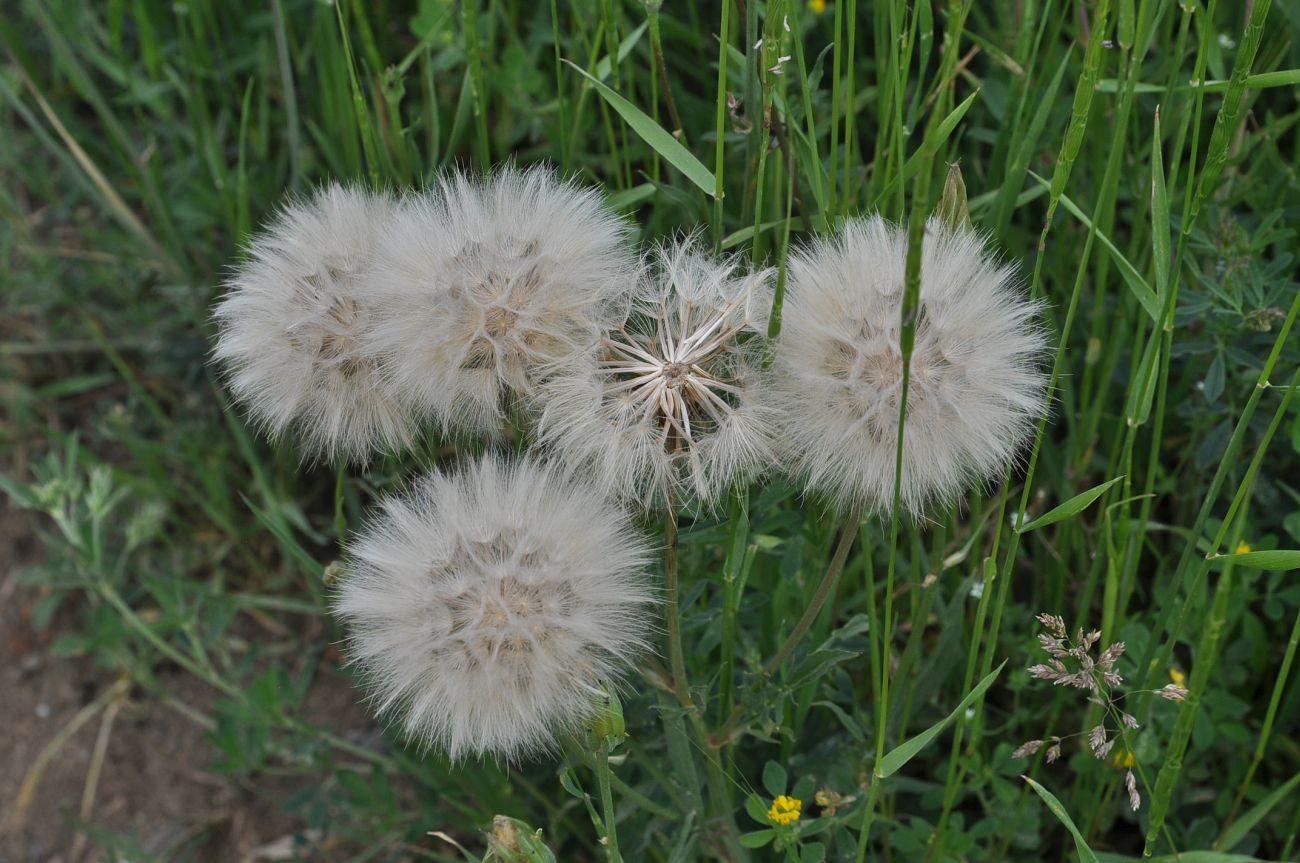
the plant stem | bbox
[1134,282,1300,716]
[461,0,491,170]
[762,504,864,676]
[959,2,1115,817]
[1217,602,1300,841]
[855,774,883,861]
[646,4,685,144]
[1144,358,1300,851]
[549,0,570,172]
[720,491,751,725]
[594,741,623,863]
[712,0,731,250]
[663,489,691,704]
[828,0,843,213]
[333,460,347,545]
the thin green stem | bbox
[855,773,883,862]
[1218,602,1300,842]
[663,491,691,705]
[842,0,858,214]
[462,0,491,170]
[712,0,731,250]
[594,741,623,863]
[982,0,1113,693]
[646,5,685,144]
[333,460,347,545]
[763,504,864,676]
[550,0,570,172]
[269,0,301,191]
[334,0,381,186]
[1134,282,1300,715]
[720,491,751,726]
[828,0,843,213]
[1143,358,1300,852]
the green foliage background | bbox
[2,0,1299,860]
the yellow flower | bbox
[768,795,802,826]
[809,0,827,13]
[1169,667,1187,688]
[1235,541,1252,554]
[1110,748,1136,770]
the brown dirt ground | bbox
[0,498,389,863]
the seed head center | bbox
[662,361,689,388]
[484,304,520,337]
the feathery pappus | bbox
[332,455,655,760]
[538,240,776,508]
[212,183,415,461]
[770,216,1047,516]
[360,166,639,436]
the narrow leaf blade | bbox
[1216,772,1300,851]
[878,88,980,203]
[876,660,1006,778]
[1029,171,1160,321]
[1019,476,1125,534]
[564,60,715,197]
[1024,776,1101,863]
[1208,550,1300,571]
[1150,108,1170,299]
[1124,329,1162,427]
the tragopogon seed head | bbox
[332,455,654,761]
[770,216,1047,516]
[360,166,638,435]
[537,240,776,507]
[212,184,414,461]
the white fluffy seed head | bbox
[771,216,1047,516]
[212,183,415,461]
[360,166,639,436]
[332,455,655,761]
[537,239,777,508]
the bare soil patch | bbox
[0,499,382,862]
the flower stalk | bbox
[594,739,623,863]
[762,504,863,676]
[663,488,690,705]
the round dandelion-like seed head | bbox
[771,216,1047,516]
[212,183,414,461]
[332,455,654,760]
[361,166,638,435]
[538,239,776,507]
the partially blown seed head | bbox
[212,184,415,461]
[332,455,654,760]
[538,240,776,507]
[360,166,638,435]
[770,216,1047,516]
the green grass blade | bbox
[1017,476,1125,534]
[606,183,657,211]
[1097,854,1265,863]
[1096,68,1300,93]
[460,0,491,171]
[1123,329,1162,427]
[1023,777,1100,863]
[994,50,1071,236]
[1206,550,1300,571]
[875,660,1006,778]
[875,88,980,207]
[1216,773,1300,852]
[563,60,715,197]
[1149,107,1170,300]
[1188,0,1275,227]
[594,21,648,82]
[1028,170,1159,321]
[1217,605,1300,848]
